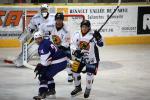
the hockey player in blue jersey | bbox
[33,31,67,100]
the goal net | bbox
[23,11,85,69]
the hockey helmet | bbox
[34,31,43,39]
[55,13,64,20]
[80,20,91,28]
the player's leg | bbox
[33,66,49,100]
[71,72,82,97]
[47,60,67,78]
[66,64,73,83]
[71,61,85,97]
[14,41,38,67]
[84,63,99,98]
[47,78,56,99]
[63,48,73,83]
[45,60,67,98]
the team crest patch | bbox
[79,41,90,50]
[52,35,61,45]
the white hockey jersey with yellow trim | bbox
[71,30,103,64]
[50,24,70,48]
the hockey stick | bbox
[79,0,121,73]
[88,0,121,45]
[0,57,13,64]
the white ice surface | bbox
[0,44,150,100]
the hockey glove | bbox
[58,45,69,51]
[34,63,44,79]
[81,50,90,63]
[93,30,102,41]
[73,50,84,58]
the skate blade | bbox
[67,81,73,85]
[33,96,46,100]
[47,95,56,99]
[33,98,45,100]
[71,91,82,97]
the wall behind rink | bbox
[0,4,150,47]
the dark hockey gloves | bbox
[93,30,102,41]
[73,50,84,59]
[34,63,45,79]
[58,45,69,51]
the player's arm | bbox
[63,25,71,47]
[70,32,85,59]
[93,30,104,47]
[39,41,53,66]
[34,49,52,79]
[58,25,70,50]
[70,32,83,72]
[19,16,38,44]
[70,32,80,52]
[28,17,38,34]
[40,52,52,66]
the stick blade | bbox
[4,59,14,64]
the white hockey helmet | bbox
[34,31,43,39]
[40,4,49,10]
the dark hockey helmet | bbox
[55,13,64,20]
[80,20,91,28]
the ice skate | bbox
[71,85,82,97]
[84,88,91,98]
[47,89,56,99]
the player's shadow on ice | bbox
[0,64,27,69]
[99,61,123,71]
[52,96,94,100]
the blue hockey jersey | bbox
[38,39,67,66]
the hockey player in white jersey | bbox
[38,12,73,83]
[70,20,103,98]
[28,4,54,34]
[51,13,73,83]
[12,4,55,67]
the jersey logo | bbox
[79,41,90,50]
[52,35,61,45]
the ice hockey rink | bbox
[0,44,150,100]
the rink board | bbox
[1,36,150,48]
[0,3,150,47]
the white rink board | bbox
[66,6,138,36]
[0,5,140,39]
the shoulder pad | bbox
[32,13,41,19]
[62,25,69,33]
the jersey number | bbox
[50,44,58,52]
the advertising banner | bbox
[137,6,150,34]
[0,5,149,39]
